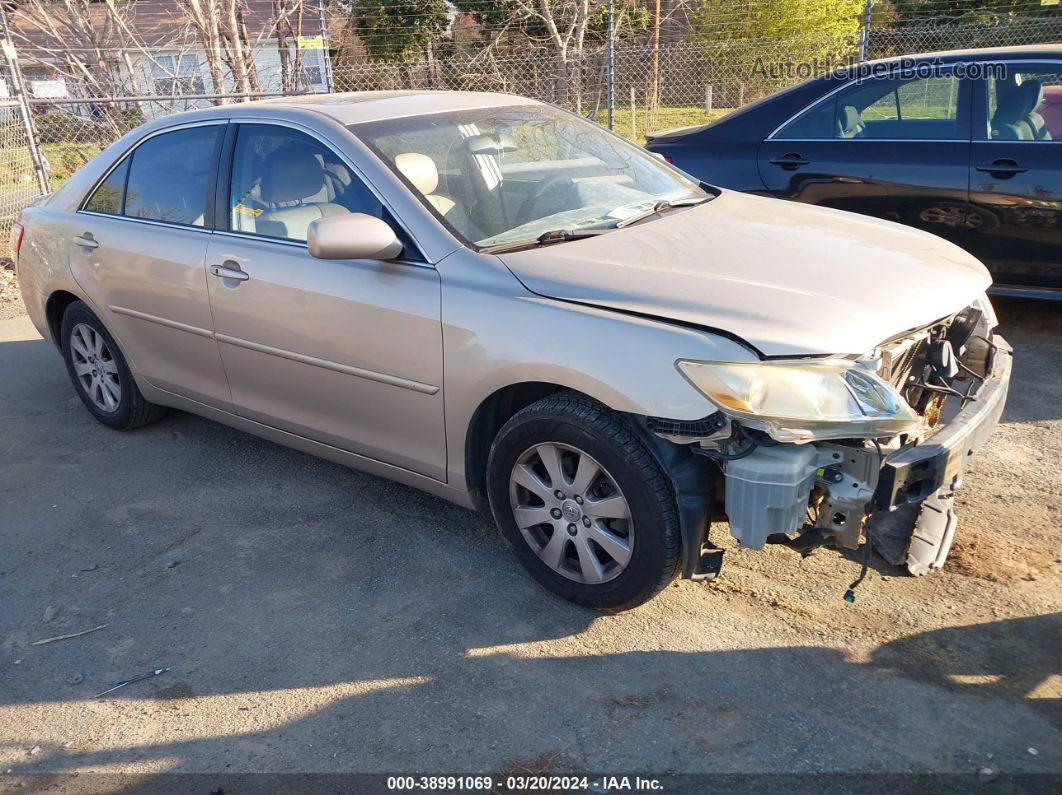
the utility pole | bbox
[859,0,874,62]
[0,5,48,195]
[606,0,615,130]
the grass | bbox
[0,141,103,193]
[593,105,734,143]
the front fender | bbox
[439,248,755,500]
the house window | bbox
[151,55,205,95]
[299,49,324,88]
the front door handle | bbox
[72,234,99,249]
[769,153,810,169]
[976,159,1027,176]
[210,264,249,282]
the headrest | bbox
[1042,85,1062,107]
[395,153,439,196]
[838,105,861,135]
[993,80,1026,123]
[1020,80,1044,113]
[261,143,325,203]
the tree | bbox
[175,0,262,97]
[343,0,450,62]
[8,0,181,134]
[272,0,307,92]
[691,0,864,100]
[693,0,865,54]
[454,0,593,108]
[890,0,1061,26]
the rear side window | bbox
[83,156,129,215]
[122,126,220,226]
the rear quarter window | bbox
[83,156,129,215]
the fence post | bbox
[704,84,713,112]
[859,0,874,62]
[0,9,48,195]
[630,86,636,139]
[606,0,615,130]
[317,0,335,93]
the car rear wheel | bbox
[486,393,681,610]
[60,301,167,430]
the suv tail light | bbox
[10,222,24,257]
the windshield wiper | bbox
[613,195,710,229]
[480,227,610,255]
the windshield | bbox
[351,104,707,248]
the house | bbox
[6,0,331,119]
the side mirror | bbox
[307,213,403,261]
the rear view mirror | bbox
[307,213,403,261]
[465,133,517,156]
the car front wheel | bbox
[60,300,166,430]
[486,393,681,610]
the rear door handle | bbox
[210,264,249,282]
[976,159,1027,176]
[72,234,99,249]
[769,153,810,169]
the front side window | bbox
[776,73,963,141]
[351,104,707,248]
[985,66,1062,141]
[123,126,220,226]
[227,124,400,245]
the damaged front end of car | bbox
[648,296,1012,593]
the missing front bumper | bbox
[867,334,1012,574]
[873,335,1012,513]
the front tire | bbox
[60,301,166,430]
[486,393,681,610]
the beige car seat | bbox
[254,144,348,241]
[394,153,478,239]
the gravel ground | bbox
[0,266,25,321]
[0,294,1059,788]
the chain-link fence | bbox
[1,14,1059,259]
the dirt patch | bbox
[0,265,25,321]
[949,528,1051,584]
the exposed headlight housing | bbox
[677,358,920,443]
[974,291,998,329]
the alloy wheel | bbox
[508,442,634,584]
[69,323,121,413]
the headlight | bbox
[974,292,998,329]
[677,359,920,443]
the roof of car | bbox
[240,90,543,125]
[867,43,1062,65]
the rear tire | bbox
[486,393,681,611]
[60,301,167,431]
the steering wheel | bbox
[516,175,577,226]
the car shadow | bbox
[3,612,1059,784]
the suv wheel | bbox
[487,393,681,610]
[60,301,167,430]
